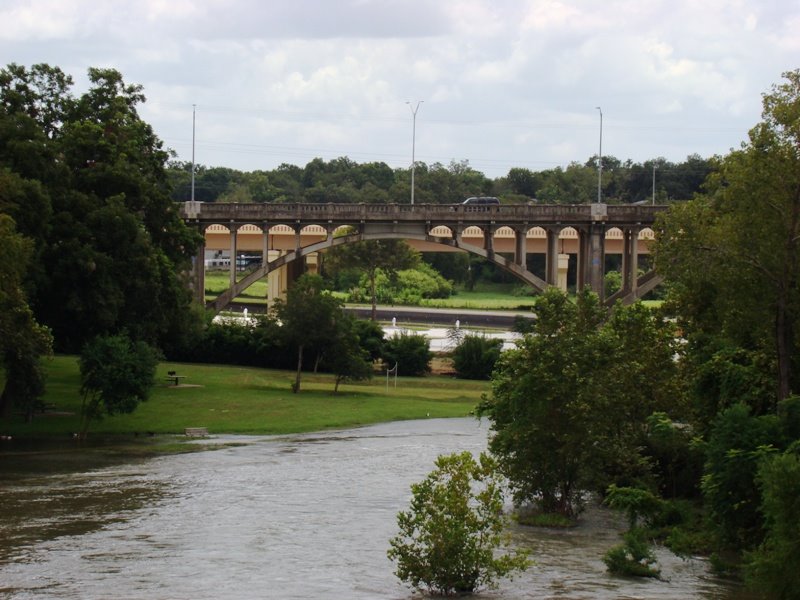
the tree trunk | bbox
[293,344,304,393]
[775,297,793,401]
[369,270,377,321]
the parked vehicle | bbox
[462,196,500,205]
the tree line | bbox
[167,154,713,206]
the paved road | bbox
[345,305,534,328]
[229,302,535,328]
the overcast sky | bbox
[2,0,798,178]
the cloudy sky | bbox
[2,0,798,177]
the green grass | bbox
[204,270,662,311]
[2,356,486,438]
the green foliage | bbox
[387,451,530,596]
[388,262,453,304]
[744,450,800,599]
[480,289,682,517]
[324,236,419,319]
[321,313,374,394]
[272,274,344,393]
[605,485,664,530]
[701,403,780,551]
[0,63,203,354]
[78,333,159,436]
[644,412,703,499]
[654,70,800,402]
[351,318,385,362]
[603,529,661,579]
[382,332,432,377]
[451,334,503,380]
[0,214,53,421]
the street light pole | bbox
[406,100,423,205]
[595,106,603,204]
[191,104,196,202]
[652,163,657,205]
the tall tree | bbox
[654,69,800,402]
[0,214,52,420]
[272,274,344,393]
[78,333,159,437]
[324,234,419,320]
[0,64,202,353]
[479,289,682,516]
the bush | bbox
[388,452,530,595]
[603,529,661,579]
[452,335,504,380]
[382,332,432,377]
[744,450,800,598]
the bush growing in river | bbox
[388,451,530,596]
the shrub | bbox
[388,452,530,595]
[451,334,504,380]
[382,332,432,377]
[603,529,661,579]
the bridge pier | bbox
[621,226,640,298]
[192,225,207,305]
[545,226,562,285]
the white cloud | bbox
[0,0,797,177]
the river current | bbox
[0,418,744,599]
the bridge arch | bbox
[208,227,548,313]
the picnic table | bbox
[166,371,186,386]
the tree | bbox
[0,214,53,421]
[480,289,682,516]
[451,334,503,380]
[654,69,800,403]
[744,449,800,599]
[78,333,159,436]
[323,233,419,320]
[382,331,432,377]
[323,313,373,393]
[387,451,529,596]
[479,289,606,516]
[0,64,202,354]
[272,274,344,393]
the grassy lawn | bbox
[2,356,486,438]
[205,270,661,312]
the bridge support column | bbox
[514,227,528,267]
[576,225,605,297]
[229,224,238,287]
[484,225,495,258]
[192,227,206,305]
[545,227,562,285]
[588,223,606,299]
[621,227,640,298]
[267,250,287,307]
[558,253,570,291]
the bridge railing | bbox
[181,201,666,226]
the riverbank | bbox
[1,356,485,439]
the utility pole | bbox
[191,104,196,202]
[595,106,603,203]
[406,101,423,205]
[652,163,657,205]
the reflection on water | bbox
[0,419,746,599]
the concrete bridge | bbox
[179,201,667,313]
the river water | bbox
[0,418,745,599]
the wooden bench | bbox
[165,371,186,386]
[184,427,208,437]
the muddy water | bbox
[0,418,745,599]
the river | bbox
[0,418,746,599]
